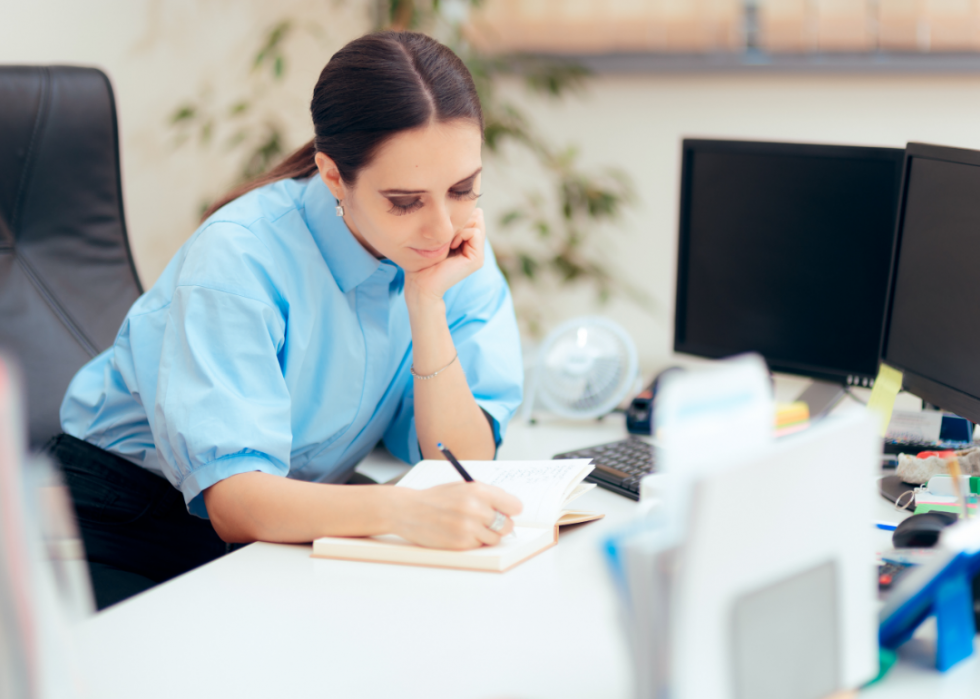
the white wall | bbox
[3,0,980,376]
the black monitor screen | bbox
[882,145,980,421]
[675,140,904,382]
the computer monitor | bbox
[674,139,905,394]
[880,142,980,424]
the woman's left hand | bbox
[405,208,485,306]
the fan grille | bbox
[537,321,637,418]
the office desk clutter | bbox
[605,358,880,699]
[896,448,980,484]
[879,517,980,671]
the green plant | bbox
[168,20,315,216]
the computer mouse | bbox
[892,511,959,548]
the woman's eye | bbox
[388,198,423,215]
[449,188,480,201]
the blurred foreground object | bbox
[0,356,89,699]
[607,357,879,698]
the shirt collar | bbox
[302,175,382,293]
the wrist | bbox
[405,284,445,315]
[383,486,416,537]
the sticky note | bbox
[867,363,903,437]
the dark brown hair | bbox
[202,31,484,220]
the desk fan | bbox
[522,316,639,422]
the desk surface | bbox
[74,409,980,699]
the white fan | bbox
[522,316,639,421]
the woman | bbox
[50,31,524,609]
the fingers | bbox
[489,511,515,537]
[445,483,520,546]
[395,480,522,550]
[455,208,484,243]
[473,522,503,547]
[477,483,523,518]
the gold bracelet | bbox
[410,353,458,380]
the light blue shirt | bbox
[60,175,523,518]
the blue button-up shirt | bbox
[60,175,523,517]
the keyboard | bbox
[553,437,655,500]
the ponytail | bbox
[201,139,317,221]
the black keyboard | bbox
[553,437,655,501]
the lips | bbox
[410,242,450,259]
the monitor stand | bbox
[795,380,846,418]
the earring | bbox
[335,200,344,217]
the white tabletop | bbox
[73,410,980,699]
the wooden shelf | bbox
[534,50,980,74]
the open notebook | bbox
[311,459,602,572]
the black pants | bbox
[47,434,377,611]
[46,434,231,611]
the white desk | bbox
[73,411,980,699]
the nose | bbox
[422,199,455,243]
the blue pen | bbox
[875,521,898,531]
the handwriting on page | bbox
[485,462,577,488]
[395,459,590,526]
[475,461,584,525]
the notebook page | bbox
[397,459,593,527]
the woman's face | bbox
[316,119,483,273]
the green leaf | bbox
[200,119,213,145]
[241,125,284,181]
[500,210,525,227]
[274,55,284,78]
[170,105,196,124]
[228,101,249,116]
[552,254,584,282]
[518,253,538,280]
[520,59,590,98]
[253,20,292,74]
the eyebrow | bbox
[380,167,482,196]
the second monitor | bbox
[674,139,905,407]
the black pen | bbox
[437,442,473,482]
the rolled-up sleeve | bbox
[382,241,523,462]
[152,224,292,517]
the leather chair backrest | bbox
[0,66,142,449]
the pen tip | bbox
[437,443,444,450]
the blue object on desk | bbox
[879,548,980,671]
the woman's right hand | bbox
[392,481,523,550]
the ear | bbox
[315,152,347,202]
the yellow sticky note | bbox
[867,363,904,437]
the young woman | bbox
[49,31,524,609]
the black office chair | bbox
[0,66,142,449]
